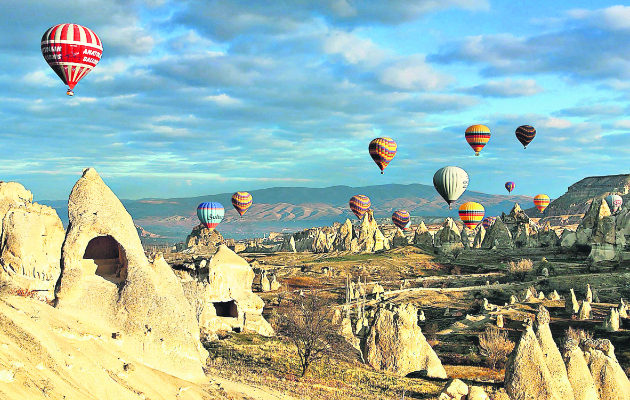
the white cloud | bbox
[463,78,543,97]
[323,30,388,66]
[569,6,630,31]
[204,94,243,107]
[22,70,55,87]
[613,120,630,129]
[380,55,454,91]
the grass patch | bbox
[204,333,443,399]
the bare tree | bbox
[277,295,344,377]
[507,258,534,280]
[479,325,515,369]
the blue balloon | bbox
[197,202,224,230]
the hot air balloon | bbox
[197,202,224,230]
[505,182,515,194]
[433,166,469,209]
[231,192,253,216]
[459,202,485,230]
[482,216,496,230]
[465,125,491,156]
[392,210,411,230]
[606,194,623,213]
[349,195,371,219]
[515,125,536,149]
[369,137,397,174]
[534,194,550,213]
[41,24,103,96]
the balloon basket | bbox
[66,89,74,96]
[475,152,479,156]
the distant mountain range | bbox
[41,183,533,243]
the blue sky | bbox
[2,0,630,202]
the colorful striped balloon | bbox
[465,125,491,156]
[41,24,103,96]
[231,192,253,216]
[515,125,536,149]
[349,195,371,219]
[505,181,515,193]
[459,202,485,230]
[606,194,623,213]
[534,194,550,213]
[197,202,224,230]
[392,210,411,230]
[369,137,397,174]
[482,216,496,230]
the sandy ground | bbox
[0,294,297,400]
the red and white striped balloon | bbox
[41,23,103,95]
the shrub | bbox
[507,259,534,280]
[479,325,515,369]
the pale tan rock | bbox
[481,217,513,249]
[391,228,409,248]
[363,303,447,378]
[538,291,546,300]
[261,272,271,292]
[510,295,519,304]
[563,338,599,400]
[460,226,474,249]
[270,274,280,291]
[582,339,630,400]
[339,317,359,350]
[185,225,224,252]
[473,225,485,249]
[586,284,593,303]
[356,211,390,253]
[468,386,489,400]
[535,306,574,400]
[496,314,504,328]
[439,379,468,400]
[0,203,65,300]
[333,219,355,251]
[54,168,207,382]
[560,228,577,247]
[505,320,561,400]
[413,222,434,247]
[549,290,561,301]
[524,288,533,301]
[567,289,579,314]
[434,218,463,254]
[279,235,296,252]
[578,301,592,320]
[0,182,32,218]
[604,308,620,332]
[198,245,273,337]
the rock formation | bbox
[356,210,390,253]
[535,307,575,400]
[563,338,600,400]
[503,203,539,248]
[582,339,630,399]
[391,228,409,248]
[193,245,274,336]
[473,225,485,249]
[505,319,562,400]
[604,308,620,332]
[333,219,357,251]
[567,289,579,314]
[413,222,434,247]
[481,217,513,249]
[460,226,474,249]
[0,200,65,300]
[363,303,447,378]
[561,228,578,248]
[185,224,224,253]
[434,218,463,254]
[279,234,297,252]
[586,284,593,303]
[54,168,208,382]
[578,301,592,320]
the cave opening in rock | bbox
[213,300,238,318]
[83,235,128,283]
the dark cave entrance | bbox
[83,235,128,283]
[213,300,238,318]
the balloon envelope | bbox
[505,182,515,193]
[534,194,550,213]
[197,202,224,230]
[606,194,623,213]
[349,195,371,219]
[459,202,485,230]
[392,210,411,230]
[41,24,102,94]
[515,125,536,149]
[369,137,397,174]
[433,166,469,209]
[231,192,253,216]
[465,125,491,156]
[482,216,496,230]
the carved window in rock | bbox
[83,235,128,282]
